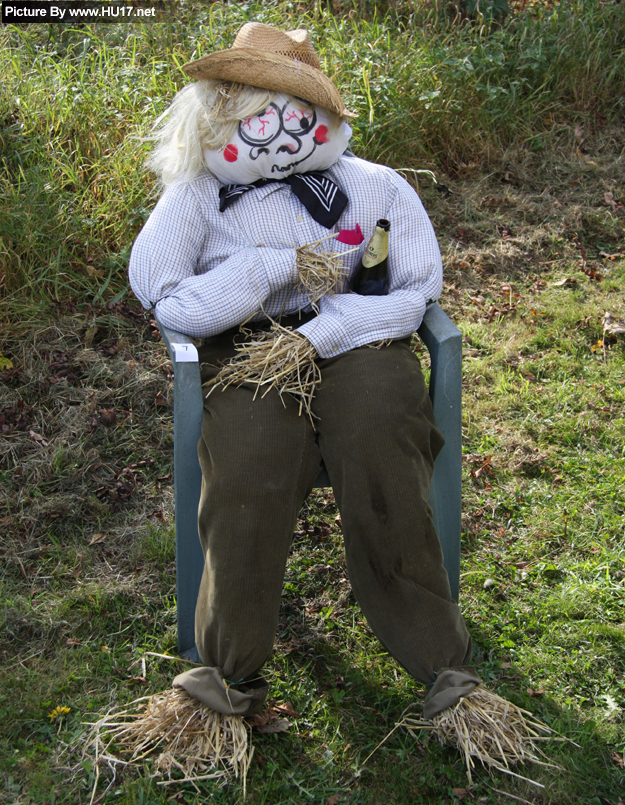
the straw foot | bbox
[400,686,558,787]
[87,688,252,788]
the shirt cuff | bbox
[296,313,353,359]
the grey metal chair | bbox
[157,302,462,661]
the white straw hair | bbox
[145,80,275,188]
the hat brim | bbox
[182,48,356,119]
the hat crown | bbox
[232,22,321,70]
[182,23,355,119]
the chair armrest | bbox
[159,320,196,360]
[155,318,203,442]
[418,303,462,386]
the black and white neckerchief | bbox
[218,171,348,229]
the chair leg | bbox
[173,361,204,659]
[419,304,463,601]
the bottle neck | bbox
[361,226,389,268]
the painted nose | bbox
[276,137,300,154]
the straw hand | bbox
[205,322,321,424]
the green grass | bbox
[1,1,625,803]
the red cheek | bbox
[223,144,238,162]
[315,125,329,143]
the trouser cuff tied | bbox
[422,666,482,720]
[173,666,269,716]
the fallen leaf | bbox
[473,456,493,479]
[255,717,291,735]
[273,702,299,718]
[604,192,617,210]
[85,264,105,279]
[612,752,624,769]
[89,531,107,545]
[247,710,272,727]
[551,277,577,287]
[603,311,625,336]
[98,409,117,426]
[29,430,49,447]
[526,688,545,697]
[326,796,339,805]
[500,662,513,669]
[581,265,602,281]
[66,638,80,646]
[452,789,470,800]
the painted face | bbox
[204,93,352,185]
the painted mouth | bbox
[270,144,318,173]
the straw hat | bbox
[182,22,355,118]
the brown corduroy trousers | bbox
[186,320,471,709]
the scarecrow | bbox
[120,22,552,786]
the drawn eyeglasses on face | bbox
[238,100,318,148]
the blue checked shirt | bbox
[129,154,443,359]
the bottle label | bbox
[361,230,389,268]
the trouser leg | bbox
[176,329,472,713]
[193,330,323,684]
[313,339,471,685]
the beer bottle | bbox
[349,218,390,296]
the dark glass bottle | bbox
[349,218,390,296]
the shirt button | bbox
[296,215,303,223]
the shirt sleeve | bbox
[296,169,443,358]
[128,181,298,337]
